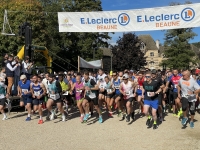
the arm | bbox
[155,87,162,95]
[6,63,17,71]
[17,85,22,97]
[30,83,35,98]
[119,83,125,95]
[56,81,62,94]
[40,83,47,97]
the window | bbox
[140,42,145,50]
[150,52,154,57]
[149,61,154,65]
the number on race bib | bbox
[126,91,131,96]
[34,91,40,96]
[114,86,119,89]
[63,91,68,95]
[50,93,60,100]
[22,89,28,93]
[107,89,112,93]
[88,92,96,99]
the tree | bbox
[0,0,111,71]
[111,32,146,71]
[161,2,197,69]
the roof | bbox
[138,35,158,50]
[101,47,111,57]
[190,44,200,55]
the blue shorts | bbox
[144,100,159,109]
[136,89,142,96]
[22,95,32,105]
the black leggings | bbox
[181,97,196,115]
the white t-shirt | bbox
[97,73,107,82]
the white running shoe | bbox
[50,113,55,120]
[62,115,66,122]
[2,116,8,121]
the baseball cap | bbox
[122,73,129,79]
[20,75,26,80]
[151,69,157,74]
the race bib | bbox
[107,89,112,93]
[174,84,177,88]
[89,92,96,99]
[114,86,119,89]
[34,91,41,96]
[50,93,60,100]
[76,90,82,93]
[126,91,131,96]
[22,89,28,93]
[147,92,151,97]
[63,91,68,95]
[100,85,104,89]
[138,85,140,89]
[188,95,196,102]
[0,94,5,99]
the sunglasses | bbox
[145,76,151,78]
[112,75,117,76]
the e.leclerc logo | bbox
[137,7,195,28]
[80,13,130,30]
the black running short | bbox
[0,98,6,106]
[85,95,98,106]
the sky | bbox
[101,0,200,45]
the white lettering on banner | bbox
[58,3,200,32]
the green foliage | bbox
[0,0,110,71]
[111,32,146,71]
[162,28,197,69]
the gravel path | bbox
[1,108,200,150]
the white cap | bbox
[20,75,26,80]
[122,73,129,79]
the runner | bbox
[165,69,182,117]
[82,71,103,123]
[177,70,200,128]
[104,76,115,117]
[143,71,162,130]
[30,75,46,124]
[97,77,106,110]
[71,74,85,122]
[46,74,66,122]
[134,71,145,115]
[0,77,8,120]
[111,71,123,116]
[97,69,107,82]
[119,73,135,122]
[58,74,71,113]
[151,69,165,122]
[18,75,32,121]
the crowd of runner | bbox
[0,54,200,130]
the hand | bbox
[17,94,21,97]
[32,95,36,98]
[51,91,55,94]
[164,93,167,99]
[122,92,126,96]
[141,94,144,98]
[85,86,90,91]
[133,93,136,97]
[6,94,9,99]
[15,64,19,66]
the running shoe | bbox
[153,124,158,130]
[83,114,89,122]
[146,118,152,126]
[80,115,84,123]
[108,112,113,117]
[126,114,130,122]
[159,117,163,122]
[131,112,135,120]
[50,113,55,120]
[38,119,43,124]
[177,111,183,118]
[62,115,66,122]
[25,117,31,121]
[99,115,103,123]
[121,114,126,121]
[117,111,122,117]
[2,116,8,121]
[190,122,194,129]
[181,117,188,126]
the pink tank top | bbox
[75,82,84,100]
[122,81,133,99]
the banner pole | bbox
[101,59,103,69]
[78,56,80,72]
